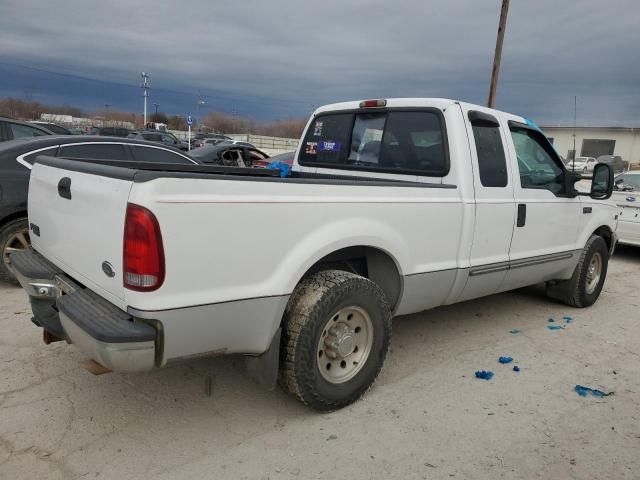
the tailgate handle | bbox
[58,177,72,200]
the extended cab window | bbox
[299,110,448,176]
[510,126,564,194]
[469,114,507,187]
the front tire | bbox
[546,235,609,307]
[0,218,30,284]
[279,270,392,411]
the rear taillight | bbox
[123,203,165,291]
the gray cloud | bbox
[1,0,638,123]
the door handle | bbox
[517,203,526,227]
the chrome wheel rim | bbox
[3,227,30,271]
[585,252,602,295]
[317,306,373,384]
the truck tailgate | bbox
[28,160,133,309]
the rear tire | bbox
[279,270,392,411]
[0,218,30,284]
[546,235,608,307]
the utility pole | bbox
[487,0,510,108]
[141,72,150,125]
[153,103,160,121]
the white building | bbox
[541,126,640,166]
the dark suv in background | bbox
[89,126,132,137]
[0,136,198,283]
[128,130,189,151]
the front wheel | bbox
[279,270,392,411]
[546,235,609,307]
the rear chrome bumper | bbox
[9,249,157,373]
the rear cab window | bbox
[299,109,449,177]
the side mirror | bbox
[591,163,613,200]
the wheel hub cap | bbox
[324,324,356,358]
[317,306,374,384]
[585,252,602,295]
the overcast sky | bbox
[1,0,638,124]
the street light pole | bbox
[487,0,510,108]
[153,103,160,121]
[141,72,150,125]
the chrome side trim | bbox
[469,251,575,277]
[510,251,575,270]
[469,261,510,277]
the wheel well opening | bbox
[0,211,28,229]
[303,246,402,310]
[593,225,613,251]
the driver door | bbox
[501,119,582,290]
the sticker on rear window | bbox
[313,121,323,136]
[305,142,318,155]
[318,141,341,152]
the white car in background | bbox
[565,156,588,172]
[579,156,598,173]
[613,171,640,246]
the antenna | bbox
[572,96,577,171]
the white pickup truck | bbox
[10,98,618,410]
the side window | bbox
[22,147,58,166]
[10,123,48,139]
[59,144,128,160]
[469,115,508,187]
[510,127,564,194]
[132,146,193,164]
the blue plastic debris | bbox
[548,318,555,323]
[509,329,522,334]
[498,356,513,364]
[547,325,564,331]
[475,370,494,381]
[574,385,612,398]
[266,161,291,178]
[563,316,573,323]
[513,366,520,372]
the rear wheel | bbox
[279,270,392,411]
[0,218,30,284]
[546,235,609,307]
